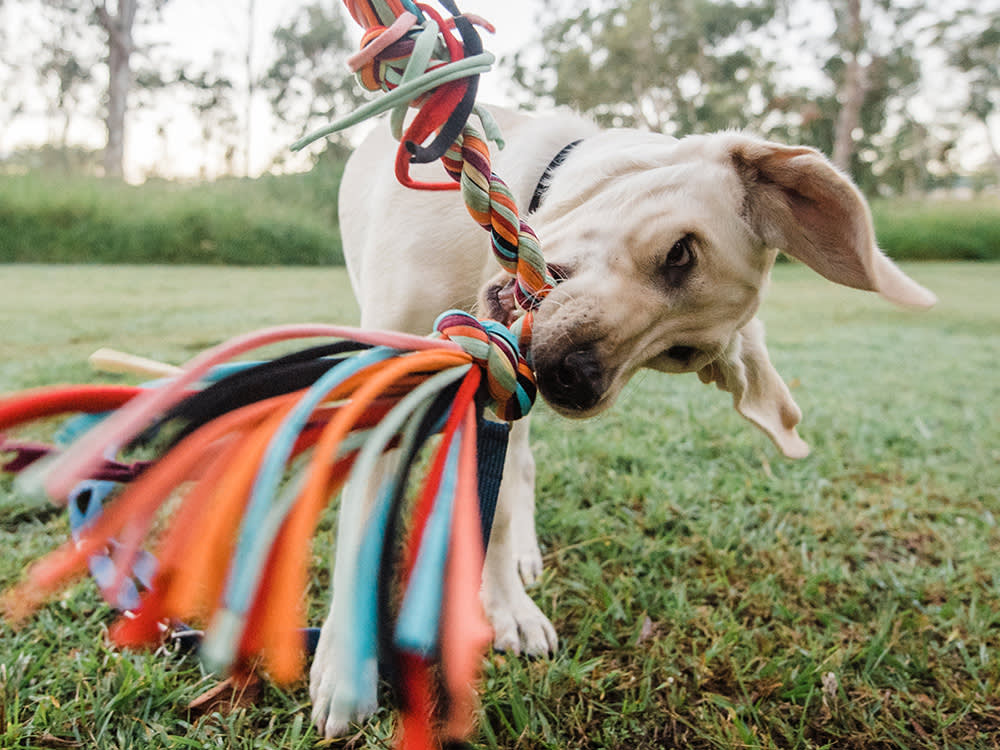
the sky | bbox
[3,0,538,181]
[3,1,996,181]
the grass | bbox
[1,262,998,749]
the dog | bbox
[309,105,935,736]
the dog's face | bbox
[481,130,935,457]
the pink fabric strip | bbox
[347,12,418,72]
[43,323,461,499]
[459,14,495,34]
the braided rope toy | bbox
[0,2,558,748]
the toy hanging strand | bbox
[0,2,552,748]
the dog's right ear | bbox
[729,137,936,309]
[698,317,810,459]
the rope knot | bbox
[434,311,535,421]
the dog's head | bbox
[480,130,935,458]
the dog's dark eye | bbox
[665,235,695,267]
[660,234,696,286]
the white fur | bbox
[309,106,935,736]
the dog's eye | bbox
[665,235,695,268]
[660,234,696,287]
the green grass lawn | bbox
[1,262,998,749]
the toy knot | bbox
[434,311,535,421]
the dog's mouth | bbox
[484,278,520,328]
[482,264,621,418]
[482,264,573,328]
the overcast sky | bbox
[4,1,996,181]
[160,0,539,178]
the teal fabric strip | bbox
[291,53,494,152]
[393,426,462,655]
[330,366,469,715]
[344,402,430,712]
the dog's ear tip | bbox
[873,256,938,309]
[887,284,937,310]
[778,437,811,459]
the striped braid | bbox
[442,128,556,359]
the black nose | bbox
[539,348,603,411]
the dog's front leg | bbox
[505,417,544,584]
[310,452,395,738]
[482,417,558,655]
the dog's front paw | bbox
[309,621,378,739]
[515,535,544,585]
[484,584,558,656]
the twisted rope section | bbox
[296,2,559,414]
[441,129,557,347]
[434,310,535,421]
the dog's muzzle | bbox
[534,346,605,413]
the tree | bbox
[96,1,138,178]
[512,0,778,135]
[829,0,867,171]
[512,0,985,194]
[175,61,240,176]
[947,6,1000,181]
[39,38,94,148]
[260,2,365,151]
[35,0,172,179]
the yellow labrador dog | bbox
[310,106,935,735]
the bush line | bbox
[2,172,998,264]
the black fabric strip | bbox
[375,380,463,710]
[137,341,371,448]
[405,10,482,164]
[475,418,509,550]
[527,139,584,214]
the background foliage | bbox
[2,167,997,264]
[0,152,346,265]
[1,0,999,193]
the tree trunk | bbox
[831,0,869,174]
[98,0,137,179]
[983,116,1000,186]
[244,0,255,177]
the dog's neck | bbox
[527,139,584,215]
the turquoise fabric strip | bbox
[393,426,462,655]
[333,366,469,714]
[200,347,396,672]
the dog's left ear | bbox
[729,137,936,309]
[698,317,810,459]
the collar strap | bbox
[527,139,583,214]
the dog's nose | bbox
[539,348,603,412]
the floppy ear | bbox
[698,317,810,459]
[730,138,936,309]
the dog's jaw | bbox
[482,277,521,328]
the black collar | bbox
[527,139,583,215]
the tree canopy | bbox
[2,0,998,192]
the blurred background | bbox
[1,0,997,265]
